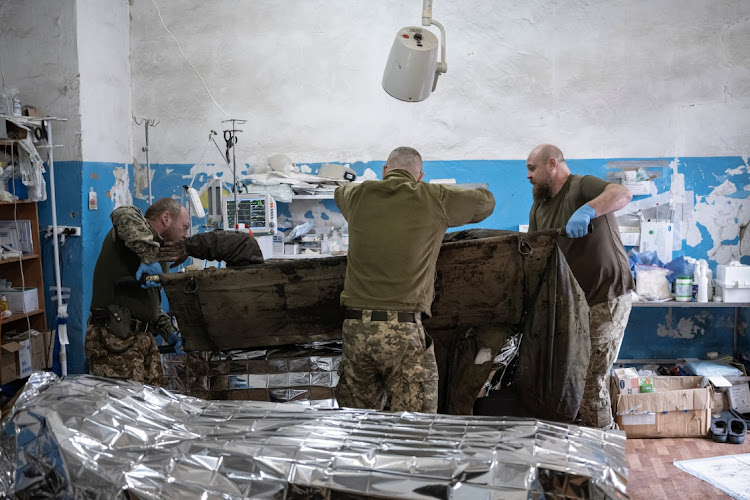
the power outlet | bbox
[46,225,82,238]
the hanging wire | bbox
[150,0,231,120]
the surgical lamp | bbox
[382,0,447,102]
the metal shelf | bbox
[633,299,748,360]
[289,194,335,200]
[633,301,750,308]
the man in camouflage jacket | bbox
[86,198,190,386]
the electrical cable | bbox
[8,146,33,337]
[150,0,231,120]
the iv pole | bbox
[221,118,246,228]
[134,117,159,204]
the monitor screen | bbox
[223,194,276,235]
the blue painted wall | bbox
[37,156,750,373]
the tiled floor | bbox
[626,436,750,499]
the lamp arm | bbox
[430,19,447,74]
[422,0,433,25]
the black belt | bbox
[344,309,417,323]
[90,311,151,332]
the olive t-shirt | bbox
[528,175,634,306]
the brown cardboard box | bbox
[0,340,31,384]
[31,330,54,371]
[615,376,712,438]
[0,331,54,384]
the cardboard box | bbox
[615,376,712,438]
[0,339,31,384]
[0,220,33,254]
[0,331,54,384]
[3,287,39,313]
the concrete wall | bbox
[2,0,749,373]
[126,0,750,367]
[129,0,750,163]
[0,0,81,160]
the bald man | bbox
[87,198,190,386]
[527,144,634,429]
[334,146,495,413]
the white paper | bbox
[621,413,656,426]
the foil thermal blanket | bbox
[1,373,628,499]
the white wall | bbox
[77,0,132,163]
[0,0,82,161]
[129,0,750,165]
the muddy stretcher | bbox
[160,229,591,421]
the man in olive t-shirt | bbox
[527,144,634,429]
[334,146,495,412]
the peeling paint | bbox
[278,199,347,232]
[110,166,133,208]
[361,168,379,180]
[656,309,710,339]
[686,161,750,264]
[132,159,153,200]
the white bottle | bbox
[696,260,709,302]
[329,229,341,253]
[320,234,330,255]
[88,187,98,210]
[341,223,349,252]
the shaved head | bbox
[385,147,423,181]
[526,144,571,202]
[529,144,565,165]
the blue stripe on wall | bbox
[37,156,750,374]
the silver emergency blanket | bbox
[161,343,341,407]
[0,372,629,499]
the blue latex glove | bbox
[136,261,162,288]
[166,331,184,355]
[565,204,596,238]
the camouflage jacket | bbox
[184,230,264,267]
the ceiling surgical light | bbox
[382,0,447,102]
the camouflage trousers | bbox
[85,319,164,386]
[336,310,439,413]
[579,294,632,429]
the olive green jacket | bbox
[335,169,495,315]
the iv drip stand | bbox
[134,117,159,204]
[221,118,246,228]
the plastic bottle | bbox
[675,276,693,302]
[1,295,8,312]
[341,223,349,252]
[88,187,98,210]
[329,229,341,253]
[696,261,709,302]
[320,233,330,255]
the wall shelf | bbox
[0,254,39,266]
[1,309,44,325]
[633,301,750,308]
[289,194,335,200]
[632,299,748,360]
[0,201,47,345]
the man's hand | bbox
[136,261,162,288]
[565,204,596,238]
[158,240,189,268]
[166,331,184,355]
